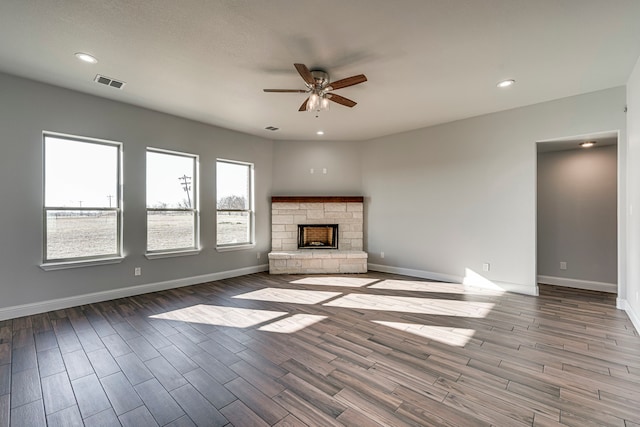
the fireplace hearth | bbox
[298,224,338,249]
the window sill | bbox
[40,257,124,271]
[145,249,201,260]
[216,243,255,252]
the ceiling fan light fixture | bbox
[307,93,320,111]
[307,93,330,113]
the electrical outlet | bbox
[257,252,261,260]
[134,267,141,276]
[482,263,490,272]
[560,262,567,270]
[322,168,327,174]
[310,168,314,174]
[380,252,385,259]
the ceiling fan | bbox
[263,63,367,112]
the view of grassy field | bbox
[216,212,250,245]
[46,212,117,259]
[147,212,195,251]
[46,212,249,259]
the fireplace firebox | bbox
[298,224,338,249]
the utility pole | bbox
[178,175,192,208]
[107,195,114,208]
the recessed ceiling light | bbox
[75,52,98,64]
[497,79,515,88]
[580,141,596,148]
[317,131,324,135]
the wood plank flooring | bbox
[1,271,639,426]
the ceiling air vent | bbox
[265,126,279,131]
[94,74,126,89]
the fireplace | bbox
[298,224,338,249]
[270,197,367,274]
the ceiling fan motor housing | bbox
[310,70,329,89]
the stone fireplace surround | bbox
[269,196,368,274]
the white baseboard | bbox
[368,263,461,283]
[0,264,269,321]
[368,263,538,296]
[617,299,640,335]
[537,275,617,293]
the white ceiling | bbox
[1,1,640,141]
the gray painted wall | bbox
[360,87,626,294]
[271,140,362,195]
[0,72,273,310]
[537,146,617,285]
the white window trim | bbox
[145,249,201,259]
[40,257,124,271]
[216,159,255,249]
[42,132,123,268]
[216,243,256,252]
[145,147,200,256]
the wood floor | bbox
[1,272,639,426]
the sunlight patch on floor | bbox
[369,279,504,296]
[373,320,476,347]
[463,268,507,294]
[290,277,379,287]
[259,314,327,334]
[324,294,494,317]
[150,304,287,328]
[232,288,341,304]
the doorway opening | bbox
[536,131,618,294]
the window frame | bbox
[145,147,200,257]
[41,132,123,268]
[216,158,255,250]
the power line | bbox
[178,175,192,208]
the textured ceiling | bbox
[1,0,640,141]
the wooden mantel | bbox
[271,196,363,203]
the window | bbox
[217,159,254,247]
[43,133,122,264]
[146,149,199,253]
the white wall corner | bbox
[0,264,269,321]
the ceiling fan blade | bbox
[327,93,357,108]
[328,74,367,90]
[298,97,309,111]
[263,89,307,93]
[294,63,315,86]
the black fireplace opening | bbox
[298,224,339,249]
